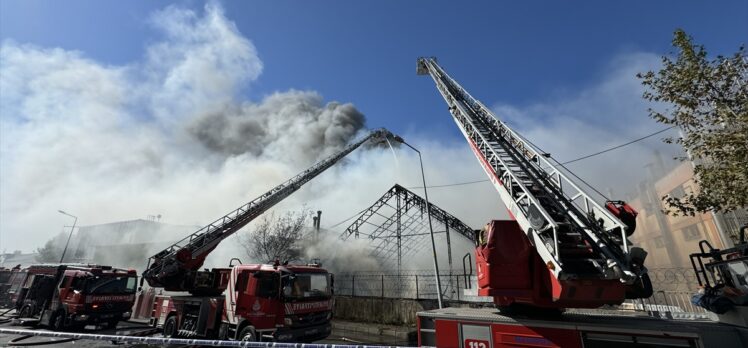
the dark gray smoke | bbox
[188,91,366,164]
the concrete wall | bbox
[333,296,490,326]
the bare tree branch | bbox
[237,209,311,263]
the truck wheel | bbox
[163,315,179,338]
[106,319,119,330]
[50,310,66,331]
[238,325,256,342]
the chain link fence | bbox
[621,290,706,314]
[620,268,707,314]
[646,268,701,292]
[334,268,707,314]
[334,270,490,302]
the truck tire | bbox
[238,325,256,342]
[163,315,179,338]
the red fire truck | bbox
[417,307,748,347]
[150,262,333,342]
[2,267,27,309]
[0,266,21,308]
[12,264,137,330]
[414,58,748,347]
[141,129,392,342]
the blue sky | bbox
[1,0,747,252]
[2,0,746,139]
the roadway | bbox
[0,319,410,347]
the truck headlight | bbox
[122,312,131,319]
[75,315,89,321]
[284,318,293,326]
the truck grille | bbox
[88,302,131,312]
[289,311,328,328]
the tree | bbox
[637,29,748,216]
[238,209,311,263]
[35,233,66,262]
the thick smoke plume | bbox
[1,3,676,274]
[0,3,496,273]
[188,91,365,163]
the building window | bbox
[682,224,702,241]
[654,237,665,248]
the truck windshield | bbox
[85,276,136,294]
[283,273,330,300]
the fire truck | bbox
[414,58,748,347]
[150,262,334,342]
[143,129,393,342]
[0,266,21,308]
[11,264,137,330]
[1,267,27,309]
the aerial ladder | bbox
[417,58,652,308]
[142,128,394,294]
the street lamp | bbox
[391,135,444,308]
[58,210,78,263]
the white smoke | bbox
[0,2,677,276]
[0,3,496,273]
[491,52,683,200]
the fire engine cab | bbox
[140,129,393,342]
[12,264,137,330]
[0,266,23,308]
[150,262,333,342]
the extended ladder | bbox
[418,57,637,283]
[143,128,393,290]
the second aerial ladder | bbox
[417,57,652,308]
[142,128,394,293]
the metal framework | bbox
[417,57,638,283]
[340,184,475,275]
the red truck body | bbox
[12,264,137,330]
[418,307,748,347]
[0,267,24,308]
[149,262,333,342]
[476,220,628,309]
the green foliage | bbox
[638,29,748,216]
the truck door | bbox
[242,271,281,329]
[54,275,73,310]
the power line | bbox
[407,126,676,190]
[407,179,489,190]
[331,126,677,229]
[560,126,676,165]
[326,207,369,229]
